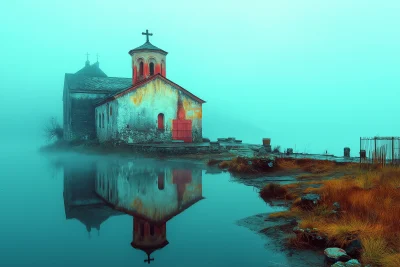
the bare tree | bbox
[44,117,63,142]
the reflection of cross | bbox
[85,52,90,61]
[142,29,153,42]
[144,254,154,264]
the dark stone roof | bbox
[64,61,131,93]
[129,41,168,55]
[75,61,108,77]
[65,74,132,92]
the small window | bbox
[157,113,164,130]
[110,106,112,116]
[139,61,144,76]
[140,223,145,237]
[98,113,101,128]
[102,113,104,128]
[107,105,109,123]
[150,224,155,236]
[149,62,155,75]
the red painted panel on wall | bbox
[172,119,192,143]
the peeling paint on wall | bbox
[96,77,203,144]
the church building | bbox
[63,30,205,143]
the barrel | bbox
[360,150,366,159]
[344,147,350,157]
[262,138,271,146]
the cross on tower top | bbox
[85,52,90,61]
[144,254,154,264]
[96,53,99,62]
[142,29,153,43]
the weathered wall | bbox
[132,51,166,84]
[95,101,119,143]
[95,161,203,222]
[96,78,203,143]
[69,92,109,141]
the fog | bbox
[1,0,399,155]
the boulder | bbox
[345,239,362,258]
[344,259,361,267]
[324,247,352,263]
[331,259,362,267]
[300,193,321,208]
[293,226,304,234]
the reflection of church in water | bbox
[62,159,204,263]
[63,160,123,237]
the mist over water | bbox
[0,151,296,267]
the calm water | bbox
[0,145,292,267]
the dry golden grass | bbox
[380,253,400,267]
[361,236,390,266]
[269,165,400,266]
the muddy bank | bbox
[237,213,326,267]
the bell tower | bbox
[129,29,168,85]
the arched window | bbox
[149,62,154,75]
[110,106,112,116]
[157,113,164,130]
[158,172,165,190]
[98,113,101,128]
[139,61,144,76]
[102,113,104,128]
[161,60,165,76]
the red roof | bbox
[95,74,206,107]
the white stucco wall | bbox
[95,77,203,143]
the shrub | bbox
[44,117,63,141]
[259,183,294,200]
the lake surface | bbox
[0,145,294,267]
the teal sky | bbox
[1,0,399,155]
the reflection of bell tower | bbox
[131,217,169,264]
[173,170,193,208]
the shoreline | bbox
[41,141,393,267]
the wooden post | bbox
[392,137,395,164]
[374,137,377,164]
[359,137,361,164]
